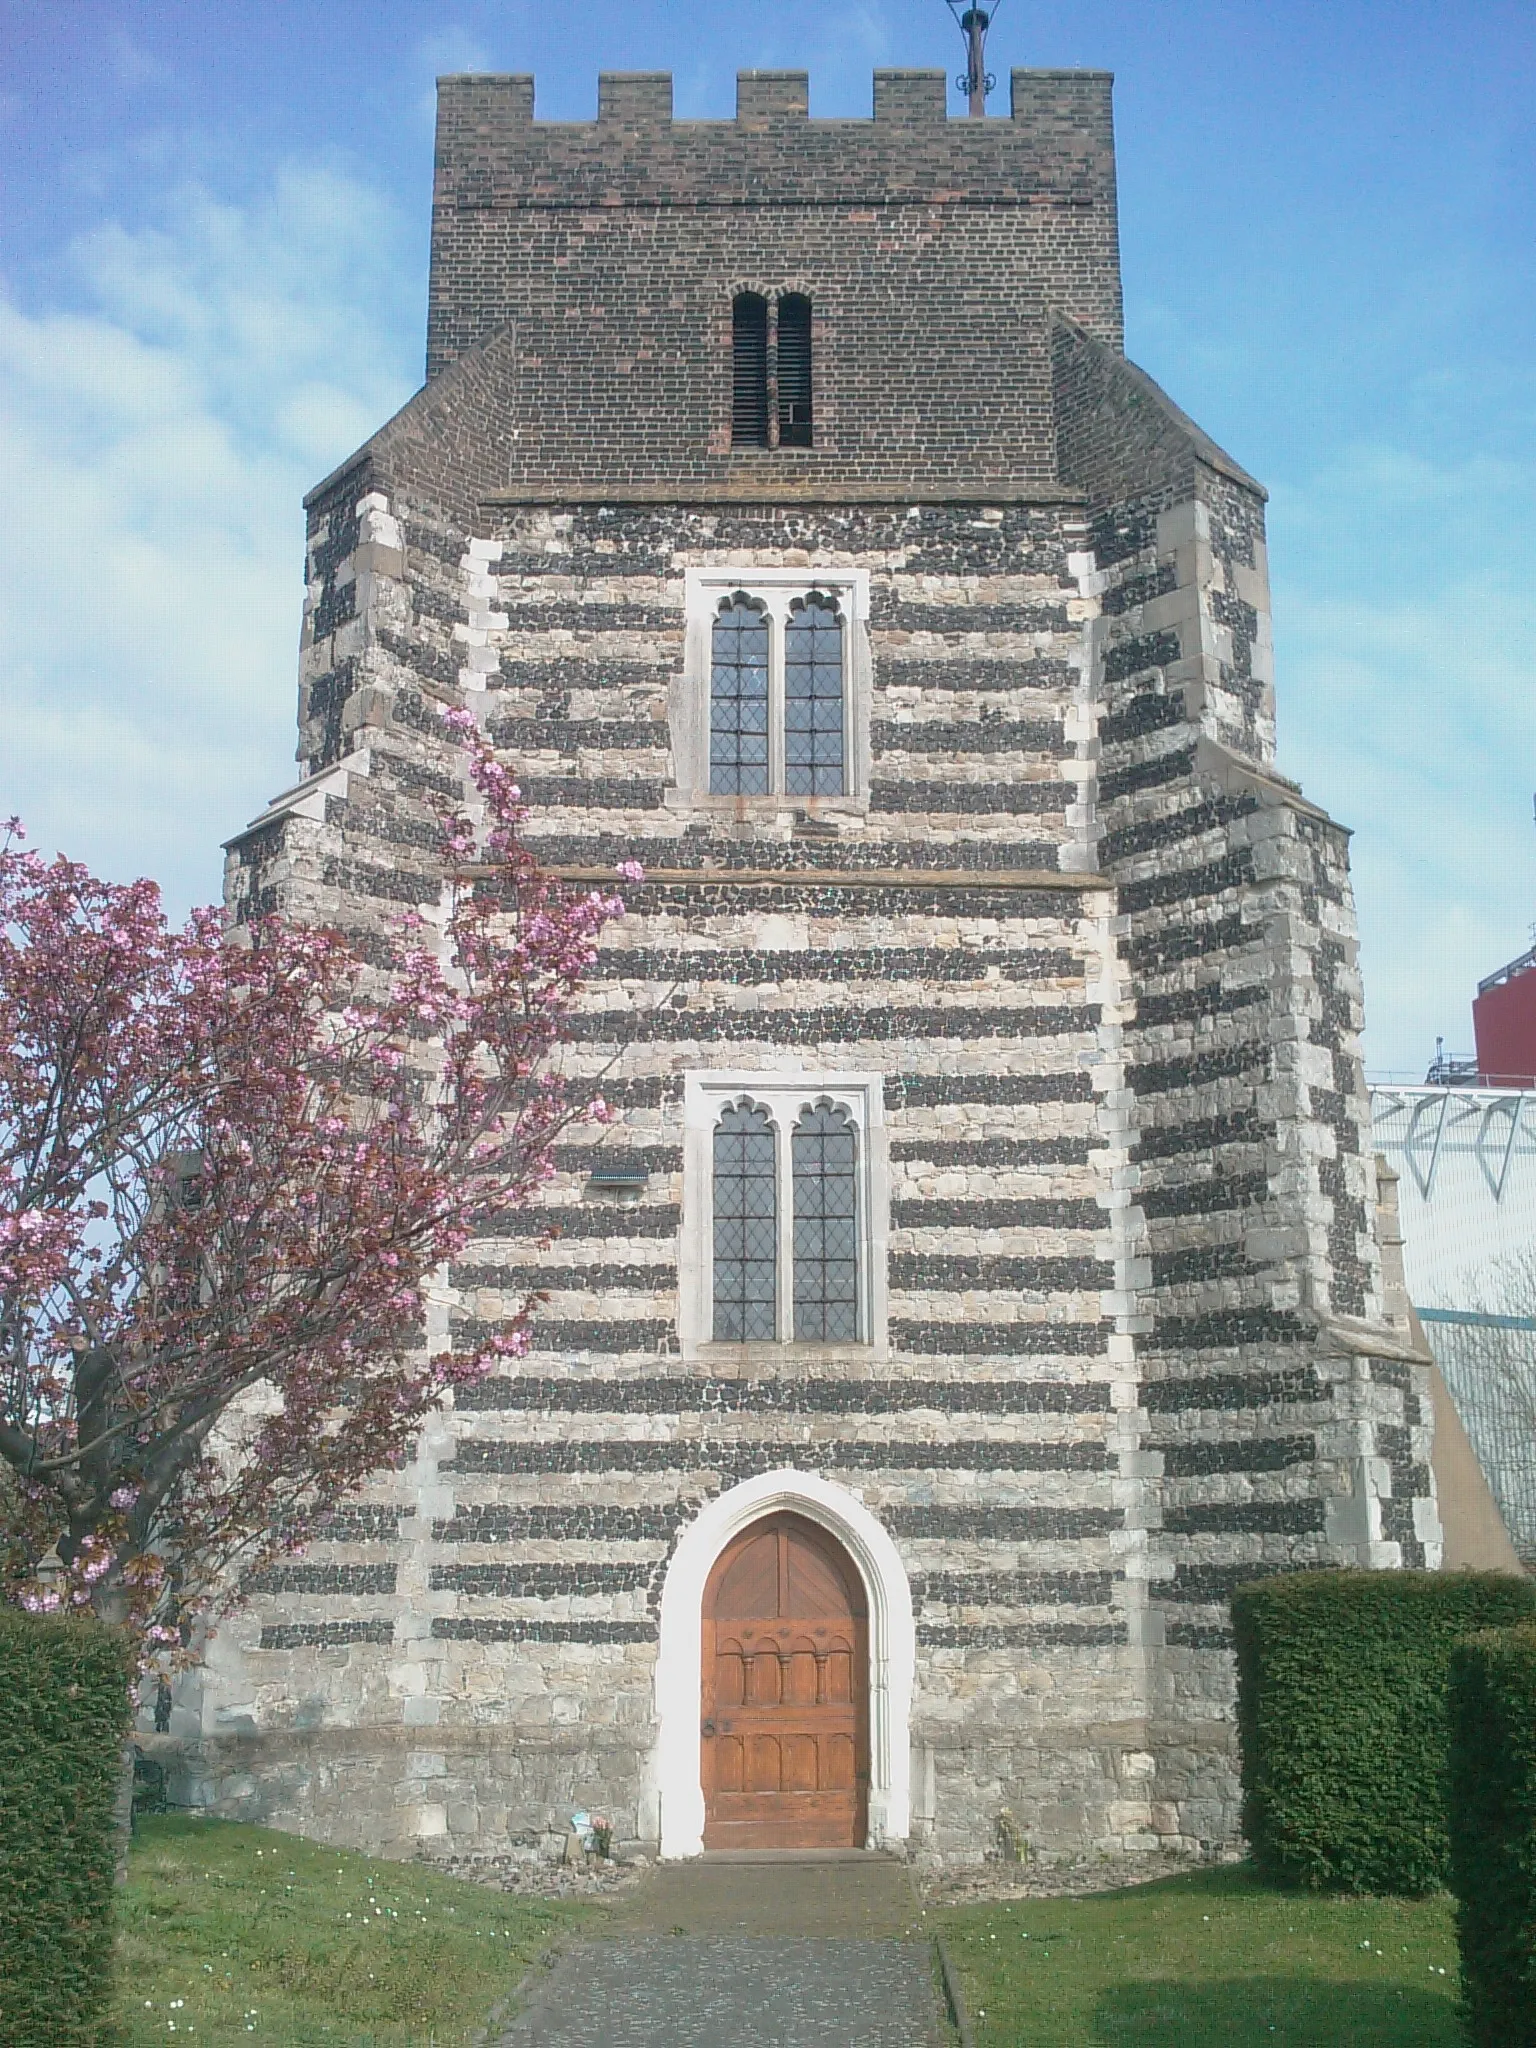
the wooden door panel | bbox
[712,1529,780,1617]
[716,1735,745,1792]
[701,1513,869,1850]
[754,1734,786,1791]
[716,1647,745,1706]
[824,1733,856,1790]
[704,1790,861,1850]
[786,1649,818,1704]
[786,1538,856,1618]
[826,1649,853,1702]
[783,1734,818,1791]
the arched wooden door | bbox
[701,1512,869,1849]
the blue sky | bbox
[1,0,1532,1076]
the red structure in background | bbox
[1474,946,1536,1087]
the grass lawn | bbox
[115,1814,597,2046]
[937,1865,1462,2046]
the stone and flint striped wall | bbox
[161,68,1441,1872]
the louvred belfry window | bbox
[730,291,812,452]
[731,293,769,449]
[777,293,813,448]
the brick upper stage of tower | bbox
[406,68,1123,500]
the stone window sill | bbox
[662,789,869,821]
[693,1341,884,1371]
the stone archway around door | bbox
[650,1468,914,1861]
[701,1512,869,1849]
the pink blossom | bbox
[0,713,620,1647]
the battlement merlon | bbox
[427,68,1121,379]
[433,66,1114,154]
[432,67,1115,199]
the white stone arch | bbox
[649,1468,914,1859]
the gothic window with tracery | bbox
[705,1088,870,1347]
[707,589,846,798]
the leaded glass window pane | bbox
[784,596,844,797]
[710,598,770,795]
[792,1101,860,1342]
[713,1102,778,1341]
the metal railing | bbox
[1421,1308,1536,1562]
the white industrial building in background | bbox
[1370,1083,1536,1562]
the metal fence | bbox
[1420,1308,1536,1563]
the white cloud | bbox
[0,160,417,917]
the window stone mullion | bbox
[775,1108,795,1345]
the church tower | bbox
[196,67,1439,1868]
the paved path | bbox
[495,1854,948,2046]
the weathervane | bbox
[946,0,1004,117]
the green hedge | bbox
[1449,1621,1536,2045]
[0,1609,133,2046]
[1231,1568,1536,1894]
